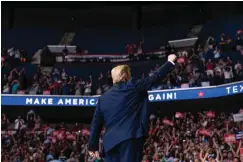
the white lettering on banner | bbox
[25,98,97,106]
[149,92,177,101]
[26,98,53,105]
[65,99,72,105]
[167,93,173,99]
[57,99,63,105]
[226,85,243,94]
[90,99,95,105]
[33,99,40,104]
[57,99,97,106]
[73,99,77,105]
[26,98,33,104]
[79,99,84,105]
[41,98,46,104]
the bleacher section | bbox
[200,16,243,63]
[199,16,243,42]
[1,16,242,96]
[1,29,62,56]
[72,29,142,54]
[72,24,191,54]
[1,63,37,77]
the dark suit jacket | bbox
[88,61,174,153]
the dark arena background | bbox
[1,1,243,162]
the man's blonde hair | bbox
[111,65,131,84]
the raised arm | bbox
[135,54,177,91]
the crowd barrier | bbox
[1,81,243,107]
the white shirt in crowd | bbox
[14,118,25,130]
[8,48,14,56]
[223,67,233,79]
[150,114,156,120]
[61,72,67,80]
[84,83,92,94]
[3,84,10,93]
[214,50,221,59]
[14,50,20,59]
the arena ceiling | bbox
[1,1,243,29]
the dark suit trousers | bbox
[104,137,145,162]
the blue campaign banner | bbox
[1,81,243,107]
[148,81,243,102]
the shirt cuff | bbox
[168,61,175,65]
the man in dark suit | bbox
[88,54,177,162]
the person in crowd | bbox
[19,68,27,90]
[206,59,214,77]
[126,43,137,60]
[14,116,25,130]
[137,40,144,55]
[206,36,215,51]
[236,30,243,51]
[1,113,9,130]
[84,75,92,96]
[96,85,102,95]
[11,79,19,94]
[220,33,227,52]
[26,110,36,129]
[213,47,221,61]
[62,80,70,95]
[52,68,60,82]
[234,61,242,74]
[75,79,83,95]
[235,64,243,81]
[20,49,27,63]
[223,66,233,83]
[2,82,10,94]
[61,68,68,81]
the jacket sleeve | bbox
[88,99,104,151]
[135,61,175,91]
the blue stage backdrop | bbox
[1,81,243,107]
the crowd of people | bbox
[2,46,243,96]
[1,47,28,69]
[1,30,243,95]
[1,29,243,161]
[1,111,91,162]
[2,108,243,162]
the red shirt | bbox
[206,63,213,70]
[126,44,136,54]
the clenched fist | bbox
[167,54,177,64]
